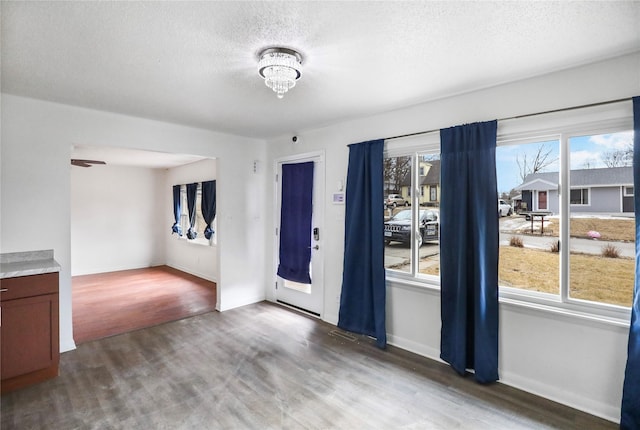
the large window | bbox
[385,103,634,320]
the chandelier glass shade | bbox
[258,48,302,99]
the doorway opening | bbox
[70,145,219,343]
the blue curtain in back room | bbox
[338,139,386,348]
[439,120,499,383]
[621,95,640,430]
[201,180,217,240]
[186,183,198,239]
[171,185,182,235]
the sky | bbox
[495,130,634,194]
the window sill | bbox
[386,272,440,293]
[499,295,630,328]
[174,236,216,247]
[385,271,631,329]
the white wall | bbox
[264,52,640,423]
[1,94,267,352]
[165,158,218,282]
[71,164,165,275]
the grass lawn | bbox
[499,246,633,307]
[568,217,635,242]
[420,246,634,307]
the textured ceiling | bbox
[2,1,640,140]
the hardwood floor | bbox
[1,302,616,429]
[72,266,216,344]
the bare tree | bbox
[517,143,557,182]
[601,144,633,167]
[383,156,411,194]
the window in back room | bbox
[179,183,216,246]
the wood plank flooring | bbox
[72,266,216,344]
[1,302,616,429]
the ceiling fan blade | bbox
[71,159,106,167]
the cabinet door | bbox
[1,293,59,380]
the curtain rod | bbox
[384,97,633,142]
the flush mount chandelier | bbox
[257,47,303,99]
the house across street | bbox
[514,166,633,214]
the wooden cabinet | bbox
[1,272,59,394]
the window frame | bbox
[501,106,634,322]
[384,132,441,284]
[384,100,634,325]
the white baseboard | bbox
[499,370,620,424]
[217,293,265,312]
[380,332,621,424]
[72,263,153,277]
[166,263,217,283]
[386,333,443,363]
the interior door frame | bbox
[273,150,325,318]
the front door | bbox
[538,191,548,210]
[275,153,324,316]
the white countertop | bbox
[0,250,61,279]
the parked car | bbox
[498,199,513,217]
[385,194,409,208]
[384,209,439,247]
